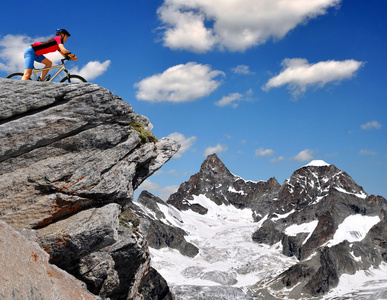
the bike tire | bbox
[60,75,87,83]
[6,73,30,80]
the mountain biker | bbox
[22,29,77,81]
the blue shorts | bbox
[24,46,46,69]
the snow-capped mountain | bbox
[131,154,387,300]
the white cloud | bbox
[135,62,224,102]
[0,34,110,80]
[255,147,274,157]
[0,34,47,72]
[75,60,111,81]
[215,89,254,108]
[361,121,382,130]
[232,65,254,75]
[293,149,314,162]
[215,92,242,108]
[159,185,180,201]
[137,179,161,192]
[204,144,228,157]
[167,132,197,158]
[263,58,364,97]
[157,0,341,52]
[359,149,377,156]
[136,180,179,201]
[271,156,285,163]
[157,4,217,53]
[155,169,178,176]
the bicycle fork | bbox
[63,68,71,81]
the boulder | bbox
[0,220,101,300]
[0,79,179,229]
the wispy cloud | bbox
[135,62,224,102]
[204,144,228,157]
[215,92,242,108]
[157,0,341,52]
[137,179,161,192]
[263,58,364,97]
[255,147,274,157]
[167,132,197,158]
[215,89,254,108]
[232,65,254,75]
[293,149,314,162]
[361,121,382,130]
[159,185,180,201]
[136,180,179,201]
[271,156,285,163]
[359,149,377,156]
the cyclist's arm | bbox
[58,44,78,61]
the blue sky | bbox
[1,0,386,199]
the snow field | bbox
[149,194,297,287]
[328,214,380,247]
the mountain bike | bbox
[6,56,87,83]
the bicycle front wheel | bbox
[60,75,87,83]
[6,73,29,80]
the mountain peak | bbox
[199,153,230,175]
[168,154,281,219]
[304,160,330,167]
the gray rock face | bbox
[171,286,254,300]
[0,79,180,300]
[199,270,238,286]
[0,220,101,300]
[37,203,121,270]
[138,267,175,300]
[0,78,179,229]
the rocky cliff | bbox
[0,78,179,300]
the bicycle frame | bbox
[31,59,70,82]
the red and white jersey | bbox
[31,36,62,56]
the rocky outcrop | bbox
[0,78,179,299]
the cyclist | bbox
[22,29,77,81]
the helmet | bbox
[56,29,71,36]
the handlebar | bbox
[61,54,74,64]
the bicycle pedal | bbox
[44,75,51,82]
[37,77,42,81]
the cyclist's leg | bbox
[22,47,35,80]
[22,68,33,80]
[38,56,52,81]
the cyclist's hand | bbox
[71,55,78,61]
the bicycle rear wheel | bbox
[6,73,29,80]
[60,75,87,83]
